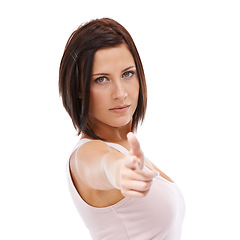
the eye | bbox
[94,76,108,84]
[122,71,134,78]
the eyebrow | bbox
[91,66,136,77]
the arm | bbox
[71,139,121,190]
[70,133,158,197]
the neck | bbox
[83,122,132,143]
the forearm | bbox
[101,151,124,190]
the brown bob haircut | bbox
[59,18,147,139]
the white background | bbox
[1,0,239,239]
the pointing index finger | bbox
[127,132,141,156]
[127,132,144,169]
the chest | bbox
[114,177,185,237]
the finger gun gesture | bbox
[119,132,158,198]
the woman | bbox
[59,18,185,240]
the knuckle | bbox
[141,182,149,190]
[146,172,155,179]
[142,189,150,197]
[143,181,152,190]
[145,191,150,196]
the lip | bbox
[109,104,130,114]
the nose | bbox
[112,81,127,100]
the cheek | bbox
[89,89,108,114]
[130,80,140,101]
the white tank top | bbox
[67,139,185,239]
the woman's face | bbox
[88,43,139,131]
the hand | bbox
[119,132,158,197]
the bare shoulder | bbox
[69,140,120,187]
[69,139,124,192]
[76,140,113,159]
[71,140,116,168]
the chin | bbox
[110,118,132,128]
[90,114,133,129]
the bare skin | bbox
[70,133,173,207]
[69,44,173,208]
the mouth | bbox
[109,104,130,113]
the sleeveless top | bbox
[67,139,185,240]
